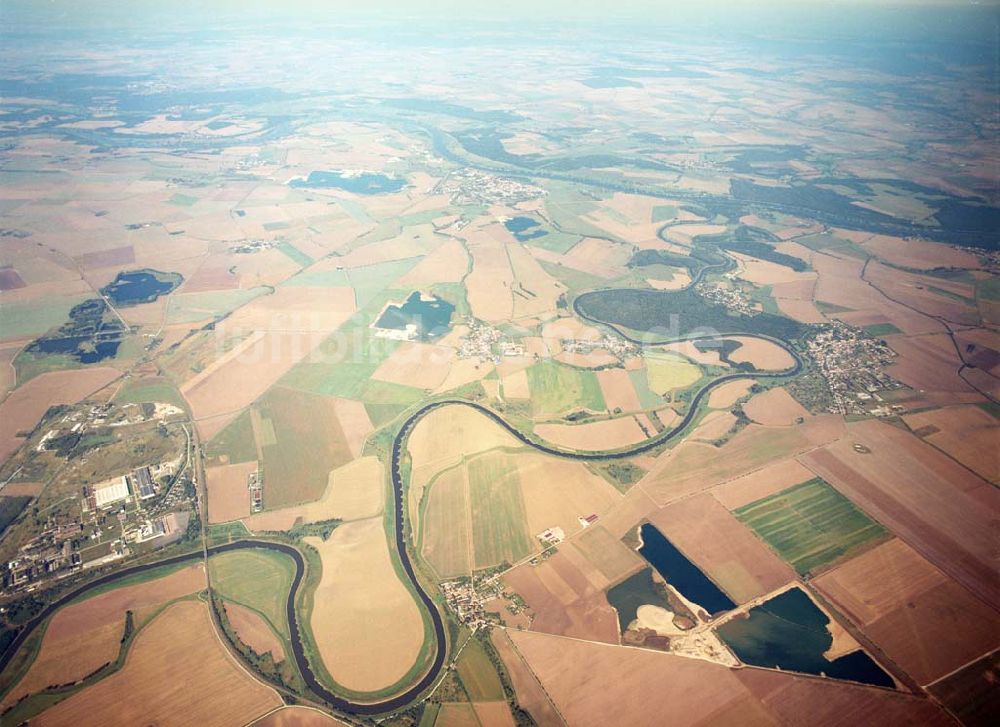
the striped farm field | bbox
[525,360,605,417]
[468,452,534,569]
[734,478,888,576]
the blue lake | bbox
[100,269,181,306]
[638,523,736,614]
[717,587,895,688]
[504,216,548,242]
[375,291,454,340]
[290,170,405,195]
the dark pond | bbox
[503,216,548,242]
[716,587,894,688]
[290,170,405,195]
[374,291,454,340]
[27,298,125,364]
[100,269,182,306]
[638,523,736,614]
[605,567,672,634]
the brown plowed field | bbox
[490,630,566,727]
[734,665,950,726]
[902,405,999,482]
[743,387,809,426]
[0,367,120,463]
[206,460,257,524]
[2,564,206,709]
[649,494,796,604]
[251,707,350,727]
[504,551,621,644]
[713,459,815,510]
[799,419,1000,609]
[641,415,844,506]
[509,630,773,726]
[227,602,285,661]
[33,600,280,727]
[813,538,1000,685]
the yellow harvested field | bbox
[473,702,516,727]
[207,460,257,524]
[251,707,350,727]
[555,349,619,368]
[394,238,468,286]
[182,286,356,440]
[0,367,120,463]
[372,341,455,390]
[435,703,480,727]
[707,379,754,409]
[641,416,844,506]
[466,227,514,322]
[534,417,648,451]
[743,387,809,426]
[183,330,329,441]
[540,316,602,343]
[559,237,631,279]
[713,458,816,510]
[861,234,981,271]
[597,368,641,413]
[501,369,531,399]
[245,456,384,532]
[733,252,818,286]
[433,357,492,395]
[33,601,281,727]
[507,242,566,319]
[646,269,692,290]
[644,351,701,395]
[227,602,285,661]
[306,518,424,693]
[517,454,623,538]
[663,222,728,245]
[3,564,206,709]
[690,411,737,441]
[777,297,827,324]
[660,340,724,367]
[407,404,520,500]
[330,397,373,459]
[726,336,795,370]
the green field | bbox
[204,410,257,465]
[256,386,354,507]
[734,478,888,576]
[468,452,534,569]
[628,368,666,409]
[113,377,187,410]
[525,359,605,417]
[863,322,902,337]
[165,287,269,324]
[209,549,294,639]
[277,242,314,267]
[644,351,702,395]
[283,268,351,288]
[168,193,198,206]
[0,295,89,339]
[456,638,505,701]
[360,379,426,426]
[652,204,679,223]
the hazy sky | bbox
[3,0,997,45]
